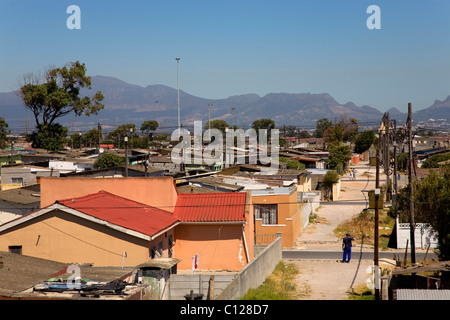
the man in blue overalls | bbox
[340,232,355,263]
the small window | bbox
[11,178,23,185]
[9,245,22,254]
[254,204,278,225]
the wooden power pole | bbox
[407,102,416,265]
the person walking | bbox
[340,232,355,263]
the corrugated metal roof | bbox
[396,289,450,300]
[58,191,179,238]
[174,192,246,223]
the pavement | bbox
[283,161,426,300]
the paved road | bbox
[282,250,437,261]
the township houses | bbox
[0,177,254,271]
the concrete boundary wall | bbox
[216,235,282,300]
[169,273,236,300]
[396,220,439,249]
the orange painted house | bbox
[251,184,304,248]
[0,177,254,271]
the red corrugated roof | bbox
[57,191,179,238]
[173,192,247,223]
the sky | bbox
[0,0,449,113]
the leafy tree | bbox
[414,165,450,260]
[252,119,275,141]
[421,153,450,168]
[314,118,332,138]
[323,117,359,144]
[18,61,104,149]
[141,120,159,139]
[396,165,450,260]
[205,119,229,133]
[326,141,352,171]
[29,123,68,151]
[297,130,311,138]
[106,124,137,148]
[0,117,9,149]
[279,157,306,170]
[354,130,375,154]
[94,153,125,169]
[322,170,340,200]
[18,61,104,128]
[252,119,275,132]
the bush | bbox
[94,153,125,169]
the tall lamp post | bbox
[176,58,181,132]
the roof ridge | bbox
[57,190,174,215]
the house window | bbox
[11,178,23,185]
[254,204,278,225]
[9,245,22,254]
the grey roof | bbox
[0,184,41,205]
[396,289,450,300]
[0,251,134,298]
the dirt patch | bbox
[288,259,374,300]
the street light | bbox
[176,58,181,132]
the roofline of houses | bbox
[0,203,181,241]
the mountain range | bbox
[1,75,449,133]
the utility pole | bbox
[124,135,128,178]
[393,120,398,218]
[176,58,181,132]
[385,113,391,196]
[374,130,380,300]
[407,102,416,265]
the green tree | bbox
[354,130,375,154]
[0,117,10,149]
[140,120,159,139]
[314,118,332,138]
[205,119,229,133]
[396,165,450,260]
[94,153,125,169]
[29,123,68,151]
[279,157,306,170]
[322,170,340,200]
[19,61,104,128]
[421,153,450,168]
[414,165,450,260]
[106,124,137,148]
[326,142,352,171]
[252,119,275,141]
[18,61,104,149]
[297,130,311,138]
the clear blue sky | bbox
[1,0,449,112]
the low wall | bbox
[168,273,236,300]
[216,235,282,300]
[396,219,439,249]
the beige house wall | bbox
[0,209,174,267]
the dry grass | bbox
[241,262,309,300]
[333,208,395,249]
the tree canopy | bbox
[354,130,375,154]
[18,61,104,128]
[94,153,125,169]
[396,165,450,260]
[0,117,9,149]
